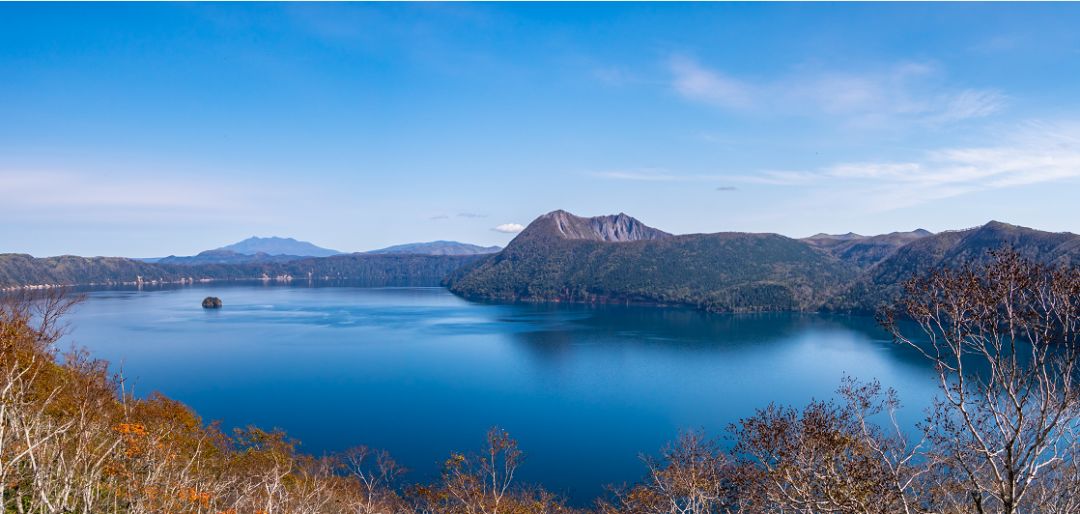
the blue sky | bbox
[4,3,1080,257]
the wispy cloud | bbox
[669,56,754,110]
[429,212,487,220]
[492,223,525,234]
[0,170,268,222]
[590,169,727,182]
[741,121,1080,211]
[592,66,637,87]
[716,186,738,192]
[668,56,1005,127]
[731,170,819,186]
[931,89,1006,123]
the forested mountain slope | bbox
[802,229,932,269]
[827,221,1080,311]
[447,210,855,312]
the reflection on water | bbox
[64,284,939,504]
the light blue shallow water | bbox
[63,284,938,503]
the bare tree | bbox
[413,427,574,514]
[341,445,408,514]
[728,384,921,514]
[600,431,734,514]
[882,250,1080,513]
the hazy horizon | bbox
[5,3,1080,257]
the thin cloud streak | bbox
[0,169,288,226]
[668,56,1006,127]
[590,169,729,182]
[740,121,1080,212]
[669,56,754,109]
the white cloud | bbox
[743,121,1080,212]
[668,56,1005,127]
[492,223,525,234]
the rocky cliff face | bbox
[531,210,672,242]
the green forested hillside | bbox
[827,221,1080,311]
[0,253,480,289]
[448,211,855,312]
[0,254,179,288]
[802,229,932,269]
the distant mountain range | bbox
[147,238,500,266]
[218,236,341,257]
[155,250,310,266]
[144,236,340,265]
[366,241,501,256]
[5,211,1079,314]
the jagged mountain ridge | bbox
[536,210,673,242]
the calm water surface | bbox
[64,284,938,503]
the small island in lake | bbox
[201,296,222,309]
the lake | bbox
[63,284,939,504]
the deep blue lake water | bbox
[63,284,939,504]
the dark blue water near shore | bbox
[63,284,938,504]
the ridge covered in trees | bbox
[0,254,481,290]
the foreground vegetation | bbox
[4,251,1080,513]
